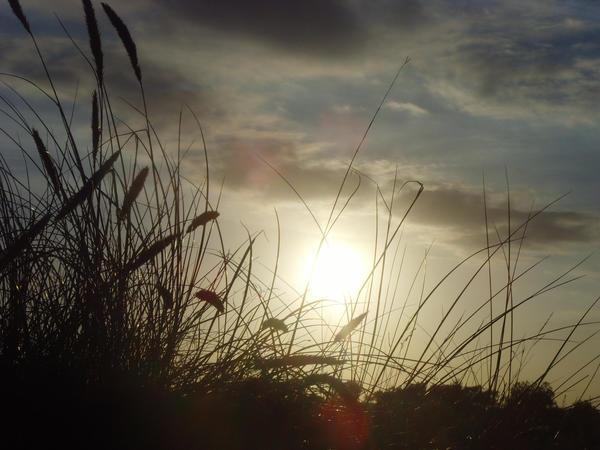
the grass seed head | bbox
[195,288,224,313]
[32,129,61,195]
[261,317,288,333]
[101,2,141,82]
[128,234,178,273]
[82,0,103,85]
[8,0,31,34]
[118,166,148,221]
[0,212,52,270]
[335,312,368,342]
[186,211,219,233]
[55,149,120,221]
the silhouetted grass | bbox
[370,381,600,449]
[1,1,600,449]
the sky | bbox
[1,1,600,399]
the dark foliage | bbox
[370,382,600,450]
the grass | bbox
[1,1,600,449]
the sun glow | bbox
[303,240,368,305]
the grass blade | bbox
[257,355,344,369]
[91,90,100,160]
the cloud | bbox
[2,0,599,244]
[406,186,600,251]
[386,101,428,116]
[155,0,366,57]
[423,2,600,122]
[356,0,429,30]
[211,137,367,204]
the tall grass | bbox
[1,0,243,392]
[1,2,599,446]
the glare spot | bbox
[303,240,367,304]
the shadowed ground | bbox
[3,360,599,449]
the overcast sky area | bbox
[1,1,600,395]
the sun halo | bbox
[302,240,368,309]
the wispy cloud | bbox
[385,101,428,116]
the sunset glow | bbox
[303,240,368,305]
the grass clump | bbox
[1,1,600,449]
[0,0,238,395]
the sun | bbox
[303,239,368,304]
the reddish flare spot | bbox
[318,399,370,449]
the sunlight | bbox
[303,239,368,306]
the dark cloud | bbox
[407,187,600,250]
[156,0,365,56]
[357,0,429,30]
